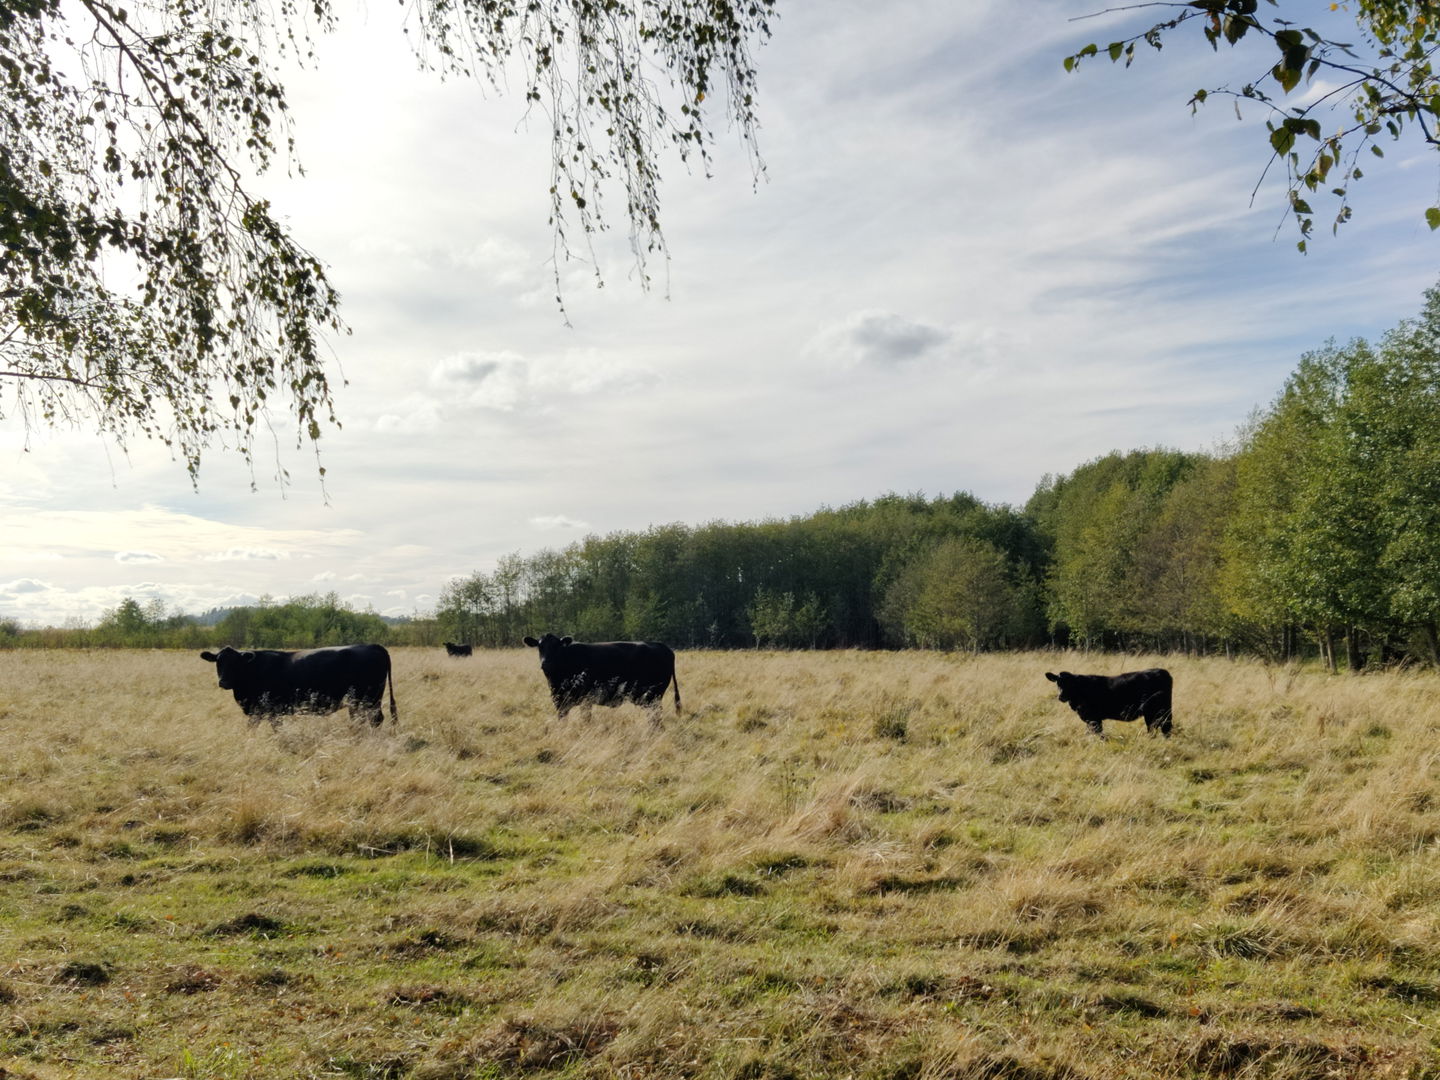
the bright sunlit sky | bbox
[4,1,1438,627]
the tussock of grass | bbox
[3,647,1440,1077]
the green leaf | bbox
[1426,207,1440,230]
[1273,61,1300,93]
[1108,41,1123,61]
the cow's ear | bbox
[523,636,539,647]
[1044,671,1058,683]
[200,651,218,663]
[560,636,573,646]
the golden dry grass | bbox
[1,647,1439,1079]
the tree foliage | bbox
[1222,286,1440,667]
[879,536,1033,652]
[1066,1,1440,248]
[4,591,418,648]
[1028,449,1201,646]
[437,494,1049,651]
[1,0,774,479]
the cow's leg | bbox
[1142,706,1172,738]
[1083,716,1105,739]
[347,699,382,727]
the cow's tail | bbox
[671,667,682,716]
[386,652,399,726]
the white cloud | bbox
[376,398,443,434]
[1,578,56,596]
[448,236,531,284]
[530,514,589,531]
[808,310,952,369]
[427,348,656,413]
[115,550,164,564]
[203,548,288,562]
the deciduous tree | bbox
[1,0,774,480]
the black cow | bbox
[1044,668,1172,738]
[443,642,473,657]
[522,633,680,723]
[200,644,398,727]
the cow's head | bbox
[523,633,572,662]
[200,646,256,691]
[1044,670,1077,704]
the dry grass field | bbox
[1,647,1439,1079]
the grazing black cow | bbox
[200,644,398,727]
[1044,668,1172,738]
[522,633,680,723]
[443,642,473,657]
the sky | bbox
[4,1,1440,627]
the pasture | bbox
[0,648,1438,1079]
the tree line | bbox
[9,284,1440,669]
[0,594,434,651]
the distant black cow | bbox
[200,644,398,727]
[443,642,473,657]
[522,633,680,723]
[1044,668,1172,738]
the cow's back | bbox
[283,645,389,704]
[544,640,674,703]
[1110,667,1170,702]
[574,641,672,679]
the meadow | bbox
[0,647,1438,1079]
